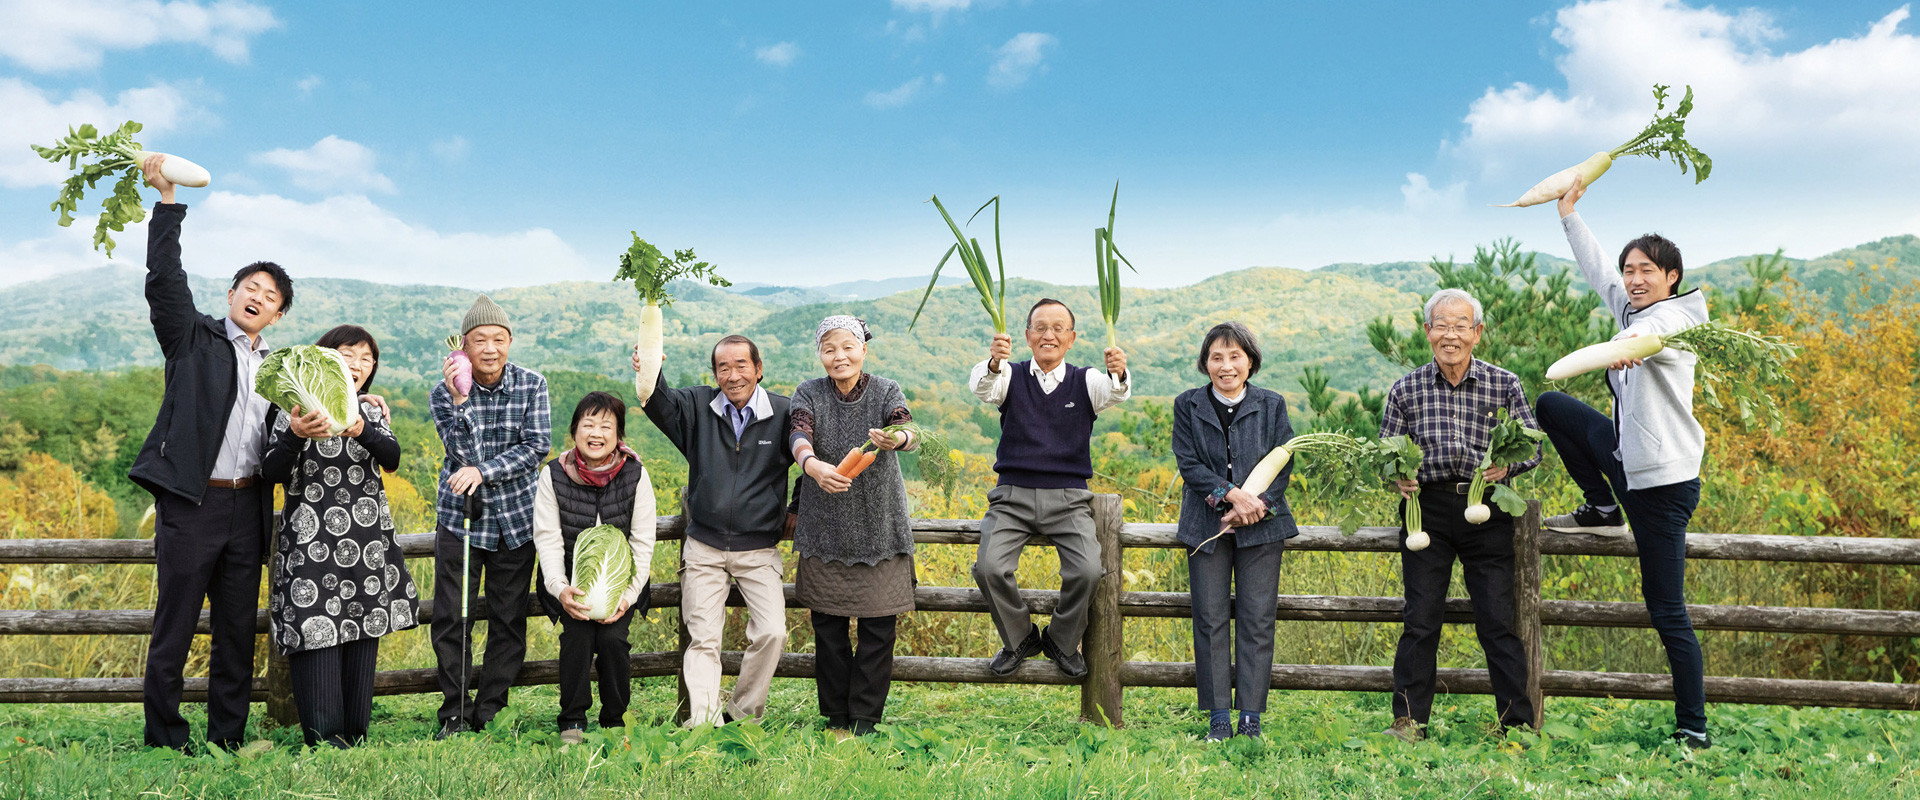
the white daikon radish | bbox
[1546,335,1666,380]
[1496,152,1612,208]
[29,120,216,257]
[633,304,663,404]
[1496,84,1711,208]
[613,233,728,405]
[131,150,211,187]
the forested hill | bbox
[0,233,1910,400]
[0,266,1423,400]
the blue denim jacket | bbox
[1171,384,1300,552]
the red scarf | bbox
[560,443,638,487]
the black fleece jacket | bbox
[641,372,792,551]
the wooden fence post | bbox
[1515,500,1545,729]
[674,539,691,726]
[1080,493,1124,727]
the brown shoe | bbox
[1382,716,1425,743]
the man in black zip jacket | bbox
[633,335,791,726]
[131,155,305,751]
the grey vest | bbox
[792,376,914,566]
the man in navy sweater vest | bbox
[970,299,1131,678]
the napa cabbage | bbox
[572,524,636,620]
[255,345,361,437]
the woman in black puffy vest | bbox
[531,391,656,744]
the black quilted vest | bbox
[543,458,651,617]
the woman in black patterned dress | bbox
[262,325,419,748]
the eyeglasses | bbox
[1027,325,1073,336]
[1426,323,1478,336]
[343,356,377,369]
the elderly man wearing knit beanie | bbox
[427,295,552,739]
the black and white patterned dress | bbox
[264,400,420,654]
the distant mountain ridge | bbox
[0,235,1906,409]
[728,275,968,307]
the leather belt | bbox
[207,477,256,489]
[1421,481,1475,495]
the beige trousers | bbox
[680,537,788,726]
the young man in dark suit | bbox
[131,154,308,751]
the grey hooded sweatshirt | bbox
[1562,211,1710,491]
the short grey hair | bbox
[1424,289,1483,327]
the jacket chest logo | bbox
[1064,402,1076,408]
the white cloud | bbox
[891,0,971,13]
[988,32,1056,89]
[430,136,469,163]
[883,19,927,42]
[0,190,593,289]
[251,136,396,195]
[1427,0,1920,264]
[754,41,800,67]
[0,78,193,189]
[296,75,322,96]
[1400,173,1466,213]
[865,73,943,108]
[1450,1,1920,181]
[0,0,279,72]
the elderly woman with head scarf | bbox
[788,315,919,738]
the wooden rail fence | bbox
[4,495,1919,727]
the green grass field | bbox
[2,679,1915,799]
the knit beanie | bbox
[461,295,511,336]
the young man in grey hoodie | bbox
[1535,175,1711,749]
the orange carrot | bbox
[832,446,865,476]
[844,449,880,479]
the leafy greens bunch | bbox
[1463,409,1547,524]
[31,122,153,257]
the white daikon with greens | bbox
[614,234,729,405]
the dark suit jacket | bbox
[128,203,276,552]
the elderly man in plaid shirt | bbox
[1378,288,1542,743]
[428,296,552,739]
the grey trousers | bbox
[971,485,1101,652]
[1187,534,1284,713]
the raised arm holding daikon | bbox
[1546,176,1797,430]
[1497,84,1712,208]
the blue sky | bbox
[2,0,1916,290]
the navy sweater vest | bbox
[994,361,1097,489]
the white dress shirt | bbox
[211,318,272,480]
[969,357,1131,412]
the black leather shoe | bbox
[989,626,1043,676]
[851,719,878,737]
[434,718,471,740]
[1039,626,1088,679]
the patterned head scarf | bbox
[814,315,872,347]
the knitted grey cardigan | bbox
[790,376,914,566]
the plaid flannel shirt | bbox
[431,362,551,550]
[1379,359,1542,484]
